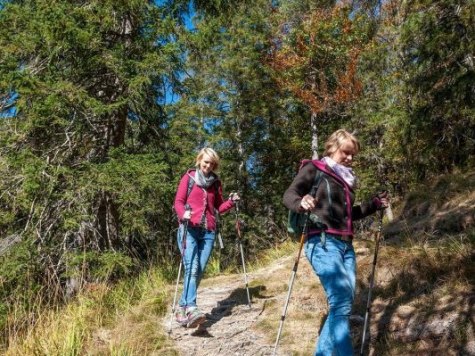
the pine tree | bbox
[400,0,475,178]
[0,0,182,309]
[348,0,411,196]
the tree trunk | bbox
[235,116,249,209]
[311,111,319,159]
[95,106,128,250]
[96,190,121,250]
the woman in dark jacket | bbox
[283,129,388,356]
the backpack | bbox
[287,166,325,237]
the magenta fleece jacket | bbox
[174,169,235,231]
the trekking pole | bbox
[234,201,252,308]
[272,211,311,356]
[215,210,224,249]
[167,206,191,334]
[360,209,385,355]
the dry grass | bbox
[5,269,178,356]
[248,242,328,355]
[385,171,475,239]
[237,224,473,355]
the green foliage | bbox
[65,251,133,281]
[349,0,475,195]
[400,0,475,178]
[0,1,183,347]
[0,239,38,297]
[0,238,41,340]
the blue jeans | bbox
[305,233,356,356]
[177,224,215,308]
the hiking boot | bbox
[175,306,188,326]
[185,307,206,328]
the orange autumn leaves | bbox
[268,5,367,114]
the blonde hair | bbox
[195,147,220,171]
[323,129,360,157]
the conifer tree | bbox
[348,0,410,195]
[400,0,475,178]
[0,0,182,305]
[174,0,295,252]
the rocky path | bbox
[163,257,294,356]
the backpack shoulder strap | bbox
[186,170,195,199]
[310,168,324,197]
[214,180,221,195]
[300,160,324,197]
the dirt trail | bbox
[163,257,294,356]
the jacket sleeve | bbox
[174,173,190,221]
[351,196,381,220]
[283,163,317,212]
[215,181,234,214]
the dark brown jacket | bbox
[283,160,381,237]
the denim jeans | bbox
[177,224,215,308]
[305,233,356,356]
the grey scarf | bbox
[194,169,217,189]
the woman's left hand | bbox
[377,191,389,209]
[229,192,240,202]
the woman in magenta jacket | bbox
[174,147,239,328]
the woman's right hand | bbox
[300,194,318,211]
[183,210,192,220]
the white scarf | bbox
[322,156,357,188]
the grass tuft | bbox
[5,268,177,355]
